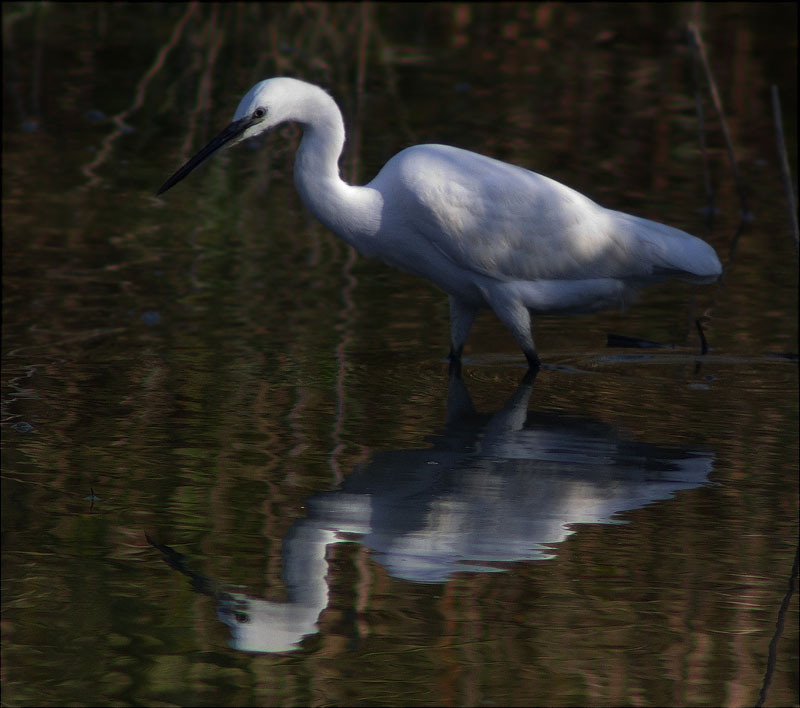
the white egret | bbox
[158,77,722,369]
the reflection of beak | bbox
[156,114,255,195]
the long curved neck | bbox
[292,89,380,244]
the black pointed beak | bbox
[156,114,254,196]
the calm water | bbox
[2,4,798,707]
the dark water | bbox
[2,4,798,707]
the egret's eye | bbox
[253,107,266,119]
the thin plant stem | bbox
[771,85,799,257]
[688,23,750,218]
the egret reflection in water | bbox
[149,373,714,653]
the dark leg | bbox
[525,350,541,371]
[521,365,539,386]
[448,296,478,371]
[447,347,463,379]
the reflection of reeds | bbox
[688,23,749,219]
[688,24,714,237]
[755,544,800,708]
[771,85,799,257]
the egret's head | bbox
[157,77,314,196]
[230,78,309,140]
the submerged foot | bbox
[526,352,541,371]
[447,350,463,379]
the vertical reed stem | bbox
[771,85,799,256]
[688,23,750,218]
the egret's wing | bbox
[607,210,721,282]
[384,145,717,283]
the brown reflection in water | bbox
[2,3,797,708]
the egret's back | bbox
[370,144,721,285]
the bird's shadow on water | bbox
[147,369,716,653]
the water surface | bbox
[2,4,797,707]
